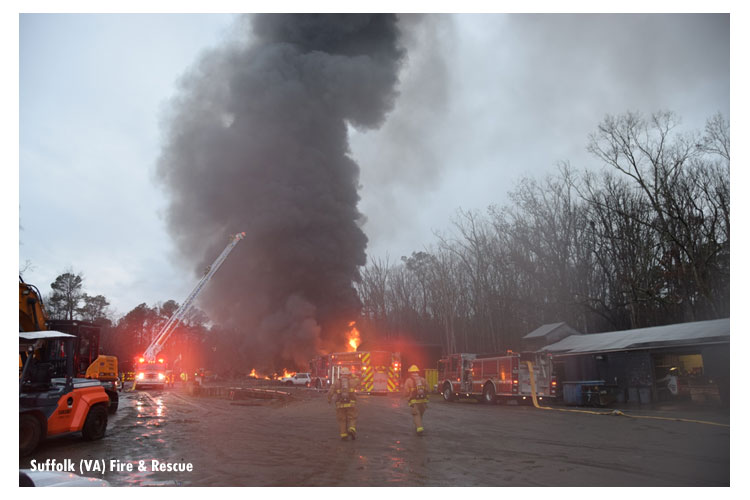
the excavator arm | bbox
[19,277,47,332]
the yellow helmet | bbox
[408,365,419,373]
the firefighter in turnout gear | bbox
[403,365,429,436]
[327,367,358,440]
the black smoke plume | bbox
[156,14,404,370]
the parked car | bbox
[281,372,311,387]
[20,470,109,487]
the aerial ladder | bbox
[141,231,246,363]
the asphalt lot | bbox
[19,384,730,486]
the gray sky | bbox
[18,13,729,318]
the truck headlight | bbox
[158,373,165,380]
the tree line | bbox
[24,110,729,369]
[356,111,730,355]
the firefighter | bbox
[327,367,358,440]
[403,365,429,436]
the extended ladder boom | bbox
[143,232,245,361]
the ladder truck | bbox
[134,232,245,389]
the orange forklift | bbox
[20,277,120,413]
[19,331,110,456]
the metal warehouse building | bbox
[534,318,729,407]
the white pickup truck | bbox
[281,372,312,387]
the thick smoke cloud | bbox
[156,14,405,370]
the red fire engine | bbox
[309,351,401,394]
[438,351,557,404]
[309,354,331,390]
[134,356,167,390]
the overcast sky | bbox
[17,13,729,318]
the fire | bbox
[273,368,296,380]
[346,321,361,352]
[249,368,298,380]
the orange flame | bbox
[273,368,296,380]
[248,369,257,378]
[346,321,361,352]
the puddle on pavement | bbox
[109,393,175,484]
[385,441,408,483]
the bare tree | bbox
[356,111,729,355]
[588,111,729,322]
[357,256,392,335]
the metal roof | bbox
[523,322,568,339]
[19,330,75,341]
[541,318,729,355]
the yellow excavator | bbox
[19,277,120,413]
[19,277,47,333]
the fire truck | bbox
[134,356,167,389]
[438,351,557,404]
[133,232,245,389]
[310,351,401,394]
[309,354,331,390]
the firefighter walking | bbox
[327,367,358,440]
[403,365,429,436]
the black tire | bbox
[106,389,119,414]
[315,379,322,390]
[442,383,454,402]
[483,383,496,405]
[20,413,42,457]
[19,471,35,487]
[81,405,108,441]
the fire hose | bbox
[524,361,729,428]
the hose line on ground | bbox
[524,361,728,428]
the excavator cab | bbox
[19,331,110,457]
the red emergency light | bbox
[138,357,145,363]
[158,358,164,364]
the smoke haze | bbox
[156,14,405,370]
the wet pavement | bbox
[19,385,730,486]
